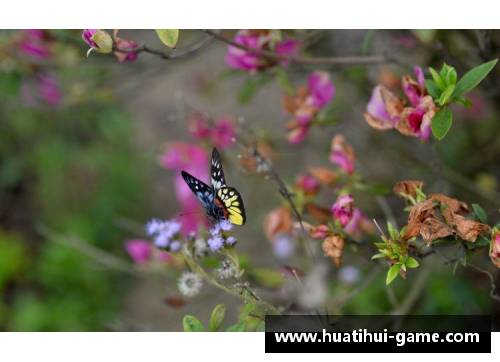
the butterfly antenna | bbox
[178,210,205,217]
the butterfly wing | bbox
[211,148,227,193]
[215,187,246,225]
[181,171,214,209]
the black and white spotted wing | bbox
[211,148,227,192]
[181,171,214,209]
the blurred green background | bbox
[0,30,499,331]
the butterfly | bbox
[181,148,246,225]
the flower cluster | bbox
[207,220,237,252]
[225,30,298,71]
[178,271,203,297]
[188,113,237,149]
[364,67,436,141]
[146,219,183,252]
[283,71,335,144]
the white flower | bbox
[217,259,237,279]
[194,238,208,259]
[178,271,203,297]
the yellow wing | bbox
[217,187,246,225]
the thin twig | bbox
[115,35,213,60]
[203,29,410,68]
[468,263,500,303]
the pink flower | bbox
[490,232,500,269]
[344,209,374,239]
[125,239,152,264]
[364,85,401,129]
[308,71,335,108]
[330,135,355,174]
[211,119,236,149]
[187,114,236,149]
[403,67,426,107]
[310,225,332,239]
[283,71,335,144]
[159,142,210,234]
[38,74,61,107]
[19,29,51,59]
[225,30,298,71]
[114,37,138,63]
[82,29,99,48]
[295,173,320,196]
[332,194,355,227]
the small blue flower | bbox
[218,219,234,232]
[169,241,182,252]
[273,234,294,259]
[164,220,182,238]
[154,233,170,249]
[146,219,163,235]
[225,236,237,245]
[209,226,221,237]
[208,236,224,252]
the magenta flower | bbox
[212,119,236,149]
[159,142,210,234]
[225,30,298,71]
[114,37,138,63]
[364,85,401,130]
[403,67,426,107]
[332,194,355,227]
[330,135,355,174]
[308,71,335,108]
[38,74,61,107]
[125,239,152,264]
[19,30,50,59]
[490,232,500,268]
[295,173,320,196]
[82,29,99,48]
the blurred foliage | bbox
[0,30,146,331]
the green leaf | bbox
[406,257,419,268]
[355,182,390,195]
[474,235,491,248]
[425,79,440,99]
[225,321,247,332]
[445,68,458,86]
[155,29,179,48]
[183,315,205,332]
[361,29,378,55]
[276,68,295,96]
[371,253,387,260]
[251,268,285,288]
[431,107,452,140]
[438,84,455,106]
[209,304,226,332]
[412,30,436,44]
[454,96,473,108]
[387,222,397,240]
[386,264,401,285]
[256,321,265,332]
[429,67,446,91]
[472,204,488,224]
[453,59,498,97]
[238,75,271,104]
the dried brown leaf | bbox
[322,235,345,267]
[403,199,437,240]
[394,180,425,199]
[442,209,490,242]
[305,203,333,224]
[308,168,337,185]
[264,206,293,243]
[428,193,469,215]
[420,216,454,244]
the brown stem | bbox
[203,29,410,68]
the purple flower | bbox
[82,29,113,54]
[225,236,237,245]
[332,194,355,227]
[330,135,355,174]
[308,71,335,108]
[146,218,182,251]
[208,236,224,252]
[364,85,400,129]
[19,30,50,59]
[273,234,294,259]
[125,239,152,264]
[338,265,360,285]
[218,219,234,232]
[169,241,182,252]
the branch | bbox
[115,35,213,60]
[203,29,409,68]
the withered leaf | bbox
[305,203,333,224]
[403,199,437,240]
[364,112,394,131]
[442,209,490,243]
[322,235,344,267]
[308,168,337,185]
[428,193,469,215]
[380,86,406,119]
[420,216,454,245]
[264,206,293,243]
[394,180,425,199]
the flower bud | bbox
[490,232,500,269]
[82,29,114,54]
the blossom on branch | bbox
[114,37,138,63]
[332,194,355,227]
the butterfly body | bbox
[181,148,246,225]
